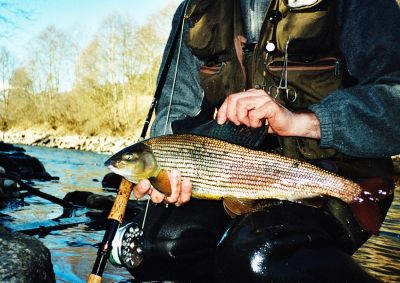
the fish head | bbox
[104,142,159,183]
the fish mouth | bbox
[104,156,113,167]
[106,165,138,184]
[104,156,122,168]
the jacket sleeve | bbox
[150,2,204,137]
[309,0,400,158]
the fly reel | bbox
[109,222,145,269]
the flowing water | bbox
[1,145,400,282]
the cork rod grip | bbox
[87,274,102,283]
[107,178,134,223]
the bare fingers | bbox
[133,179,167,203]
[216,89,272,127]
[134,170,192,207]
[164,170,181,204]
[175,178,192,207]
[164,170,192,206]
[133,179,151,199]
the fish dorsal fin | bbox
[149,169,172,196]
[189,120,267,149]
[223,197,280,217]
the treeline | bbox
[0,3,177,137]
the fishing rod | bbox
[87,178,134,283]
[87,1,190,282]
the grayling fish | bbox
[105,134,393,234]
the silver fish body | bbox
[105,134,362,204]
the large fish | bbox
[105,133,392,234]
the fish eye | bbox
[122,153,139,161]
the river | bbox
[1,145,400,282]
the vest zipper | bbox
[268,57,341,76]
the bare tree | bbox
[0,47,15,114]
[0,1,31,38]
[27,25,74,125]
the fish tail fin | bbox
[349,177,394,235]
[349,201,382,235]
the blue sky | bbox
[1,0,179,63]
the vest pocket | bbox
[199,60,244,106]
[276,0,334,54]
[266,57,342,106]
[268,57,340,74]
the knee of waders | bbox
[214,203,380,283]
[124,199,230,282]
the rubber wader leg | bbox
[129,199,230,282]
[214,203,382,283]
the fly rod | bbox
[87,1,190,281]
[87,178,134,283]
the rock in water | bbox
[0,226,55,283]
[0,142,25,153]
[0,152,55,180]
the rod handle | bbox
[87,274,102,283]
[108,178,135,223]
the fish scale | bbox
[144,134,362,203]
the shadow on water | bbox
[1,145,399,282]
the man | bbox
[129,0,400,282]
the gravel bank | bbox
[1,130,138,154]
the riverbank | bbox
[1,129,140,154]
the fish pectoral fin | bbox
[222,197,276,217]
[223,197,251,218]
[149,169,172,196]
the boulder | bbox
[0,142,25,153]
[0,167,19,203]
[101,172,122,189]
[0,152,56,181]
[0,226,55,283]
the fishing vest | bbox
[185,0,345,161]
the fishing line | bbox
[142,0,191,230]
[162,1,190,136]
[141,196,151,229]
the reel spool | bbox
[110,222,145,269]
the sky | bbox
[0,0,179,63]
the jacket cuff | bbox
[308,104,334,148]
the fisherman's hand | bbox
[133,170,192,207]
[216,89,321,139]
